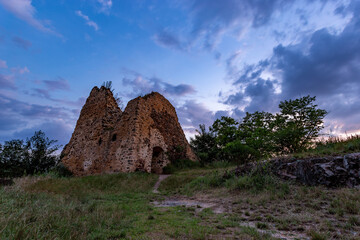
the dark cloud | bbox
[0,74,16,89]
[12,36,32,50]
[43,78,70,91]
[0,94,71,120]
[177,100,215,130]
[224,78,278,114]
[122,73,196,98]
[0,92,78,146]
[153,30,187,51]
[30,77,74,104]
[154,0,292,52]
[189,0,290,49]
[222,2,360,133]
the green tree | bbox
[210,116,239,148]
[238,111,276,158]
[0,140,27,177]
[274,95,327,153]
[0,131,60,178]
[190,124,219,164]
[25,131,60,175]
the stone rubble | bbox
[235,152,360,188]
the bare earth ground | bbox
[153,175,171,193]
[153,173,360,240]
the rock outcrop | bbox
[62,86,196,176]
[235,153,360,188]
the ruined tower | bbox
[61,86,197,176]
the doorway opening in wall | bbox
[151,146,164,174]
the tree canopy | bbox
[190,95,327,164]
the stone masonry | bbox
[61,86,197,176]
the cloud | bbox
[43,77,70,91]
[0,92,76,144]
[12,36,32,50]
[13,119,73,146]
[76,10,99,31]
[0,59,7,68]
[0,0,58,34]
[154,0,292,52]
[31,77,72,103]
[153,30,188,51]
[0,93,70,119]
[11,66,29,74]
[97,0,112,12]
[0,74,16,89]
[177,100,215,130]
[0,114,26,131]
[122,72,196,98]
[221,1,360,134]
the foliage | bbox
[0,131,61,178]
[190,124,219,164]
[223,140,259,164]
[238,111,276,157]
[210,116,239,148]
[114,92,124,110]
[102,81,124,110]
[274,96,327,153]
[0,140,28,178]
[25,131,60,175]
[162,158,200,174]
[190,95,327,163]
[48,163,73,178]
[101,80,114,91]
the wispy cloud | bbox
[0,0,60,35]
[0,59,7,69]
[76,10,99,31]
[153,29,188,51]
[11,66,30,75]
[12,36,32,50]
[0,74,16,90]
[31,77,71,101]
[122,72,196,98]
[153,0,292,52]
[97,0,112,12]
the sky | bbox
[1,0,360,147]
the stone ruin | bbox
[61,86,197,176]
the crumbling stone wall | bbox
[62,87,196,176]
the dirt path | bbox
[152,174,171,193]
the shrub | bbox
[162,158,200,174]
[49,163,73,178]
[223,140,259,164]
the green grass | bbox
[0,173,218,239]
[1,170,275,239]
[294,134,360,158]
[160,166,290,199]
[2,164,360,239]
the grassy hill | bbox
[1,162,360,239]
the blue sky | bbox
[1,0,360,146]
